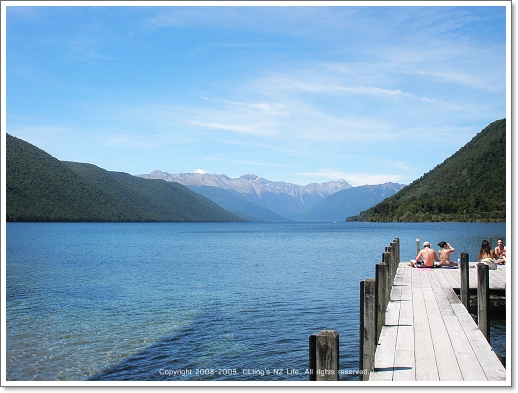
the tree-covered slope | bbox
[6,134,244,222]
[351,118,506,222]
[7,134,149,221]
[63,162,244,222]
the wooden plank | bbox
[433,268,455,290]
[393,325,415,381]
[393,265,415,381]
[489,267,506,289]
[393,348,415,381]
[412,286,439,381]
[385,284,402,327]
[427,275,487,381]
[369,262,507,383]
[442,268,461,289]
[422,287,464,380]
[418,269,433,288]
[370,326,397,381]
[431,269,494,381]
[450,303,507,381]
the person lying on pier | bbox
[475,239,498,270]
[408,241,440,268]
[494,238,506,264]
[438,241,457,266]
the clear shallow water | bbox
[5,222,506,381]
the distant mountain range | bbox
[5,118,506,223]
[138,171,404,222]
[293,183,405,222]
[6,133,404,223]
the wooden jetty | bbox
[368,261,507,382]
[309,239,507,383]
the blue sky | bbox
[3,2,508,186]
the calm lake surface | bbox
[5,222,507,382]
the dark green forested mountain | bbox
[350,118,506,222]
[6,134,244,222]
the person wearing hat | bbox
[408,241,440,268]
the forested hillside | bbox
[6,134,244,222]
[350,118,506,222]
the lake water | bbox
[5,222,507,382]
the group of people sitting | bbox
[408,238,506,269]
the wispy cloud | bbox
[186,120,276,136]
[6,5,506,186]
[67,35,114,64]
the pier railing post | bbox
[383,251,392,293]
[460,252,470,310]
[390,240,399,282]
[359,279,376,381]
[309,330,339,381]
[477,263,490,342]
[396,238,400,264]
[416,237,420,259]
[376,262,388,341]
[394,238,400,276]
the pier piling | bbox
[359,278,376,380]
[477,262,490,342]
[309,330,339,381]
[460,252,470,309]
[376,262,388,341]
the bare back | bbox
[417,247,440,267]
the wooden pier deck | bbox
[368,263,507,382]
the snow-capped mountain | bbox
[140,171,351,205]
[138,170,404,221]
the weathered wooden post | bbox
[394,238,400,276]
[390,242,397,281]
[309,330,339,381]
[376,263,388,341]
[386,245,392,282]
[395,238,400,264]
[460,252,470,310]
[383,251,392,293]
[416,237,420,258]
[359,278,376,381]
[477,262,490,342]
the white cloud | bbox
[186,120,276,136]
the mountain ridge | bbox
[6,134,244,222]
[138,170,404,221]
[139,171,352,198]
[351,118,506,222]
[294,182,405,222]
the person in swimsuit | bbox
[408,241,440,268]
[437,241,457,266]
[477,239,498,270]
[494,238,506,264]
